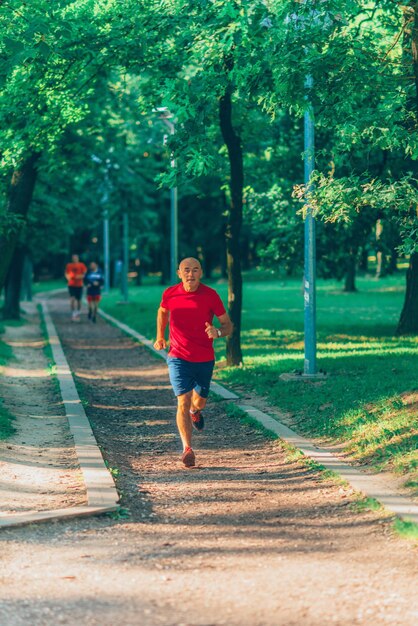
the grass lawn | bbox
[32,279,67,294]
[101,271,418,491]
[0,327,15,440]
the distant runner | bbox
[84,261,104,323]
[65,254,87,322]
[154,257,233,468]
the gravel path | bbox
[1,294,417,626]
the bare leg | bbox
[176,391,193,450]
[70,296,78,320]
[191,390,207,412]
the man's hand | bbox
[205,322,218,339]
[154,338,167,350]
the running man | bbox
[65,254,87,322]
[154,257,233,467]
[84,261,104,323]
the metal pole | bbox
[303,74,317,376]
[103,209,110,293]
[122,212,129,302]
[169,126,178,284]
[170,178,178,285]
[157,111,178,284]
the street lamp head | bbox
[154,106,174,119]
[154,107,176,134]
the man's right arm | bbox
[154,306,169,350]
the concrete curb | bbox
[99,308,418,525]
[0,301,119,530]
[238,406,418,524]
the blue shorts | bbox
[167,357,215,398]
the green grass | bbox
[101,271,418,490]
[0,400,15,440]
[393,518,418,541]
[0,326,16,440]
[0,329,13,366]
[32,279,67,294]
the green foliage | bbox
[2,0,418,308]
[294,173,418,255]
[246,184,303,274]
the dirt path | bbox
[1,294,417,626]
[0,303,85,516]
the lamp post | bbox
[92,154,111,293]
[284,2,335,379]
[156,108,178,284]
[122,211,129,302]
[303,73,316,376]
[103,205,110,293]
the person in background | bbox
[84,261,104,323]
[65,254,87,322]
[154,257,233,468]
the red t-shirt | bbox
[161,282,226,362]
[66,262,87,287]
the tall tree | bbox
[141,0,275,364]
[0,1,153,313]
[396,1,418,333]
[0,154,40,295]
[219,89,244,365]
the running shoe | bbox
[181,446,195,467]
[190,409,204,431]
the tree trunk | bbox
[219,89,243,366]
[3,246,26,319]
[359,247,369,273]
[21,253,33,301]
[388,247,398,274]
[344,248,357,292]
[0,153,40,292]
[396,4,418,332]
[397,253,418,334]
[375,219,385,278]
[410,1,418,111]
[159,196,170,285]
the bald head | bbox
[177,257,203,292]
[179,257,201,271]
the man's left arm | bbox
[205,312,233,339]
